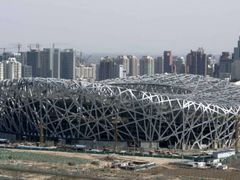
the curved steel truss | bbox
[0,74,239,149]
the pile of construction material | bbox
[111,160,156,171]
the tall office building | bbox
[231,37,240,81]
[60,49,75,80]
[3,58,22,80]
[174,57,185,74]
[39,48,52,78]
[154,56,164,74]
[233,37,240,60]
[163,51,173,73]
[186,48,208,76]
[218,52,233,79]
[128,55,139,76]
[26,50,40,77]
[52,48,60,78]
[140,56,154,76]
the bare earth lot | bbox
[0,149,240,179]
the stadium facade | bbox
[0,74,239,150]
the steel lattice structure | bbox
[0,74,239,149]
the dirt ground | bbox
[10,149,183,165]
[1,149,240,180]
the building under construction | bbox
[0,74,239,150]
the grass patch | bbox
[0,149,89,165]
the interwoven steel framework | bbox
[0,74,239,149]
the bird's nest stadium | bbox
[0,74,240,150]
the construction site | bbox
[0,146,240,180]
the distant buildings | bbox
[231,37,240,81]
[22,64,32,78]
[0,62,3,80]
[219,52,232,79]
[154,56,164,74]
[174,57,185,74]
[128,55,139,76]
[98,56,125,80]
[52,48,60,79]
[3,37,240,82]
[115,55,129,76]
[60,49,75,79]
[3,58,22,80]
[39,48,52,78]
[163,51,173,73]
[186,48,208,76]
[75,63,96,82]
[26,50,39,77]
[140,56,154,75]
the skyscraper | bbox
[60,49,75,80]
[26,50,40,77]
[154,56,164,74]
[163,51,173,73]
[186,48,208,76]
[219,52,232,79]
[231,37,240,81]
[128,55,139,77]
[39,48,52,78]
[174,57,185,74]
[140,56,154,76]
[233,37,240,60]
[52,48,60,79]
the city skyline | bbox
[1,0,240,54]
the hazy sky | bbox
[1,0,240,54]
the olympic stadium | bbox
[0,74,239,150]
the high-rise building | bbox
[52,48,60,79]
[231,37,240,81]
[99,56,119,80]
[154,56,164,74]
[115,55,130,76]
[22,65,32,78]
[206,55,215,77]
[3,58,22,80]
[128,55,139,76]
[174,57,185,74]
[163,51,173,73]
[1,52,13,62]
[26,50,40,77]
[218,52,233,79]
[75,63,97,82]
[0,62,4,80]
[233,37,240,60]
[39,48,52,78]
[140,56,154,75]
[186,48,208,76]
[60,49,75,80]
